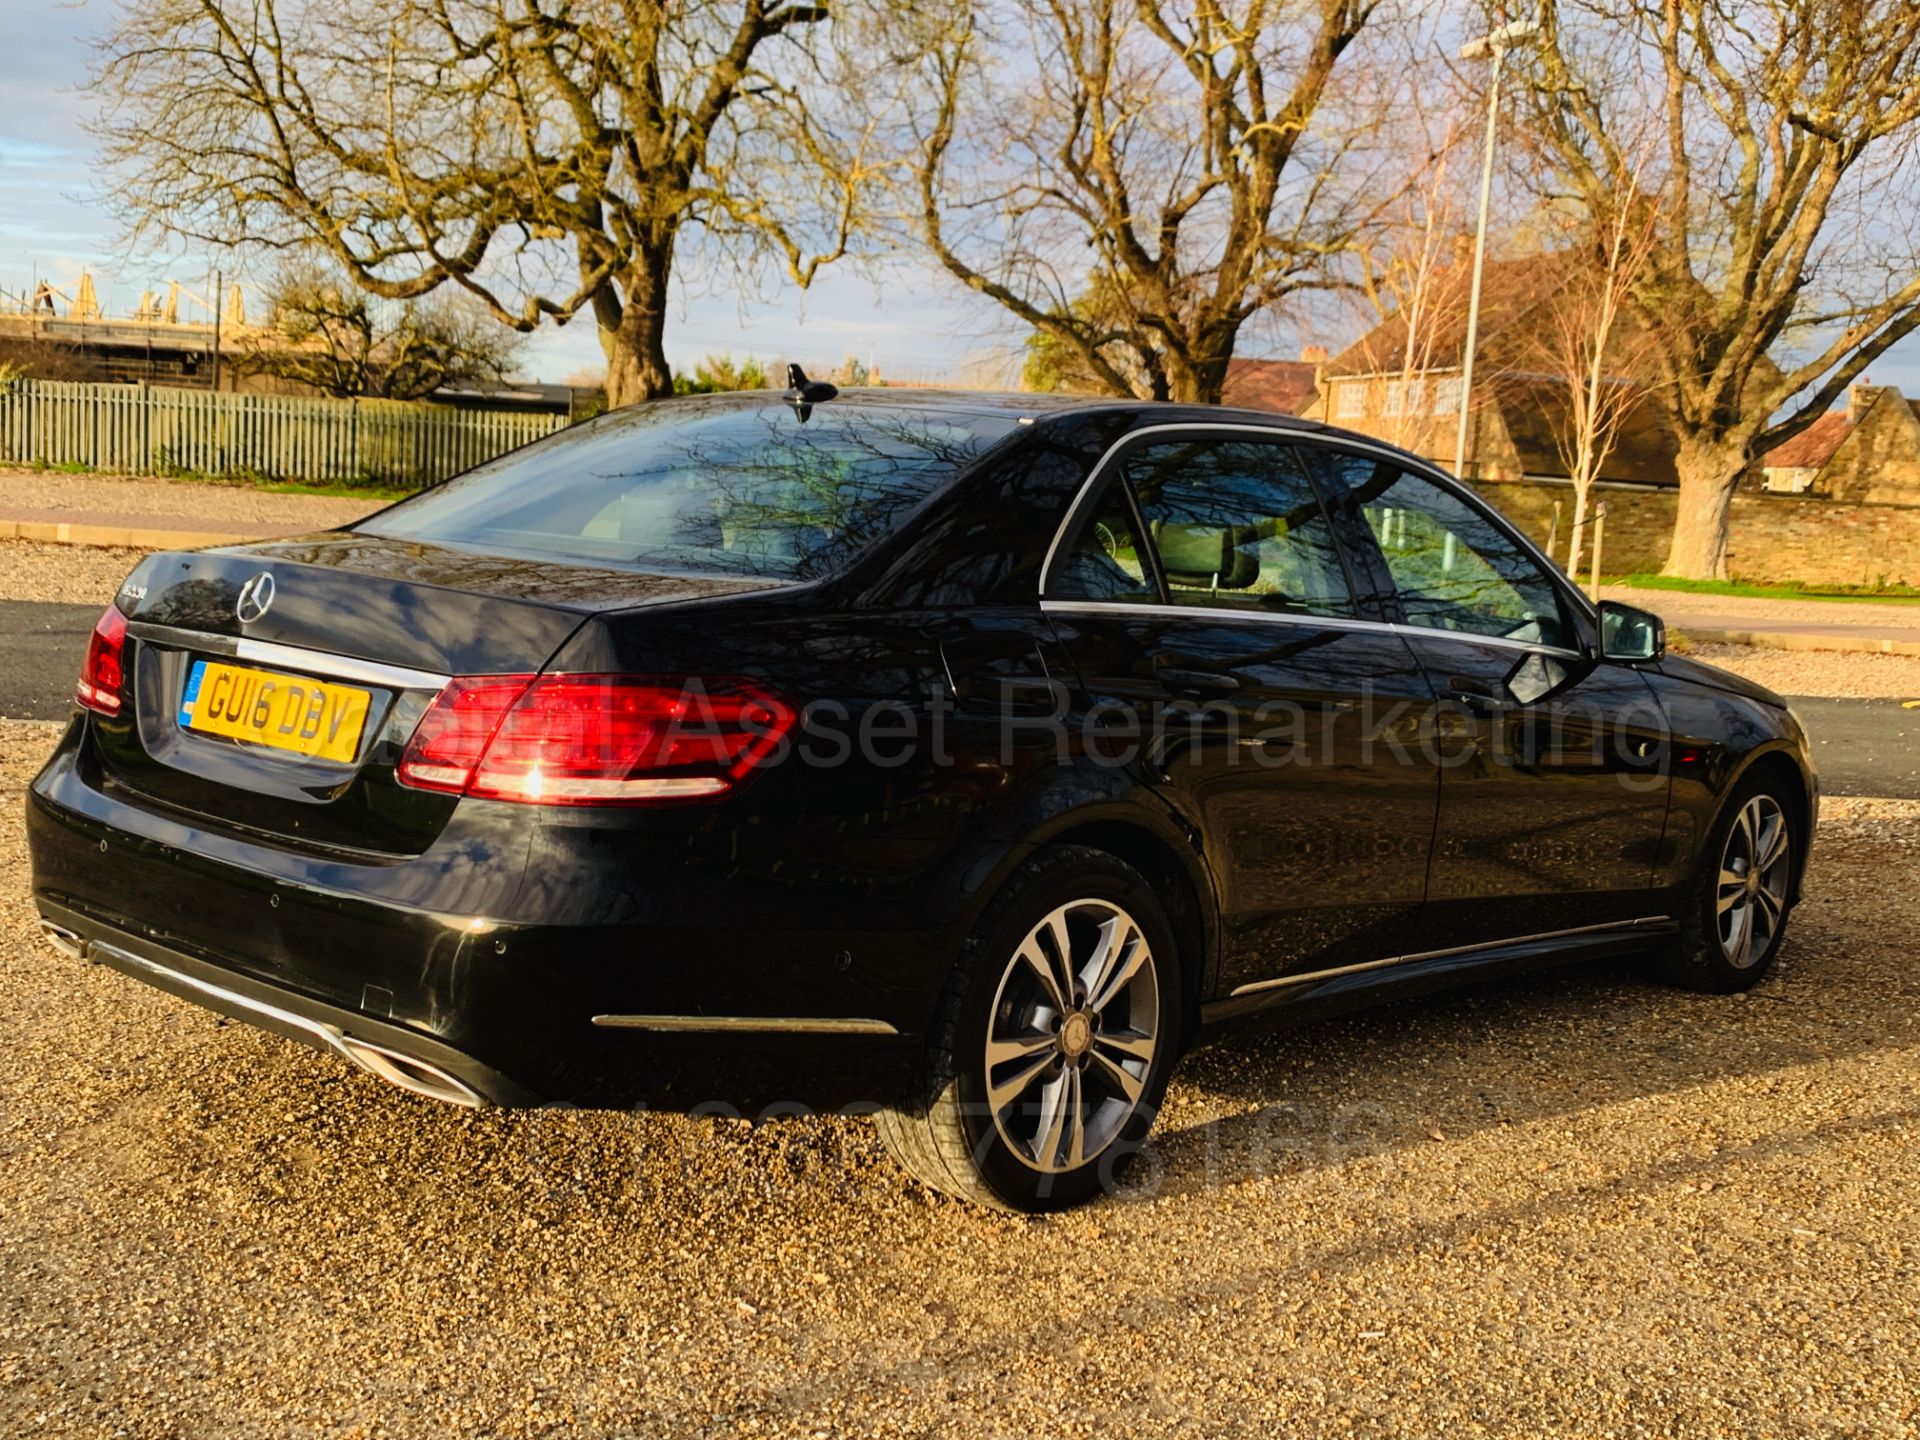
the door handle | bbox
[1157,666,1241,700]
[1446,674,1502,713]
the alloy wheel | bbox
[984,899,1160,1175]
[1717,794,1791,969]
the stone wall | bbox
[1468,477,1920,587]
[1466,480,1675,576]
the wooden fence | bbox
[0,379,568,489]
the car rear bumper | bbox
[36,904,536,1106]
[27,722,934,1109]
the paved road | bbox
[1788,695,1920,800]
[1,603,106,726]
[2,600,1916,796]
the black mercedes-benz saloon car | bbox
[29,386,1816,1211]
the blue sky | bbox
[5,0,1916,398]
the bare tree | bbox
[238,263,522,400]
[93,0,899,409]
[908,0,1389,405]
[1350,131,1472,451]
[1517,0,1920,577]
[1522,166,1661,576]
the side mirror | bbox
[1598,600,1664,662]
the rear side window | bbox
[1049,479,1158,603]
[359,398,1018,580]
[1124,438,1355,617]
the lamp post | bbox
[1451,16,1539,480]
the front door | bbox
[1311,451,1671,952]
[1043,432,1440,995]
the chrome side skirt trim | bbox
[1228,916,1673,998]
[85,937,484,1108]
[125,622,450,692]
[590,1014,902,1036]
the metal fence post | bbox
[1589,501,1607,600]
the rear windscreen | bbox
[358,397,1019,580]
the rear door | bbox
[1308,449,1671,951]
[1042,430,1439,997]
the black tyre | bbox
[875,845,1183,1213]
[1663,773,1800,992]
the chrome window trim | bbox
[1038,599,1585,661]
[1039,598,1381,636]
[126,622,451,692]
[1227,916,1672,998]
[1385,622,1585,662]
[1036,420,1597,636]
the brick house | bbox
[1756,384,1920,503]
[1305,252,1681,485]
[1220,355,1322,415]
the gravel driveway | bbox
[0,469,382,531]
[1685,642,1920,700]
[3,718,1918,1436]
[0,543,144,607]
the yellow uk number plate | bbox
[178,659,371,762]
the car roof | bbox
[651,386,1438,474]
[815,386,1328,430]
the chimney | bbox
[1300,344,1329,365]
[1848,381,1879,422]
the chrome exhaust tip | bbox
[38,919,85,961]
[333,1034,485,1109]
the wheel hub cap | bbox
[1060,1012,1093,1059]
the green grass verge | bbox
[242,479,411,502]
[151,469,412,503]
[1615,573,1920,603]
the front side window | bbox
[359,398,1017,580]
[1123,439,1356,618]
[1318,454,1571,647]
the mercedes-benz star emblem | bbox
[235,572,277,624]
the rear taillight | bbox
[76,605,128,716]
[397,675,796,806]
